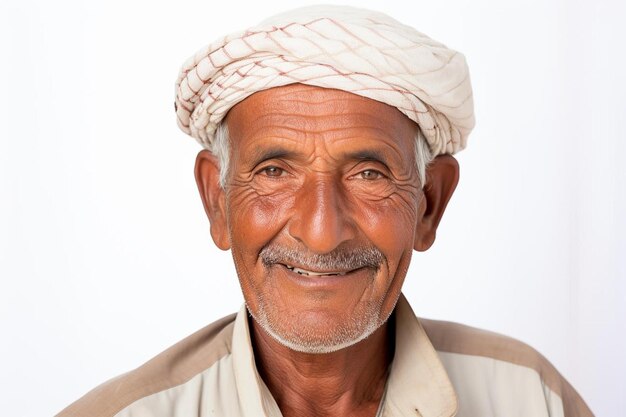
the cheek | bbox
[346,194,417,279]
[352,193,419,257]
[227,187,294,247]
[351,195,417,315]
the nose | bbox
[288,176,356,254]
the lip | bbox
[275,263,369,289]
[280,263,349,277]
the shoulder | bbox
[420,318,548,371]
[56,313,237,417]
[419,318,594,417]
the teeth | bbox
[285,265,346,276]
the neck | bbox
[250,315,395,417]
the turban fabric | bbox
[174,5,475,155]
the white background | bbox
[1,0,624,416]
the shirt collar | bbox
[383,294,458,417]
[231,305,282,417]
[230,294,458,417]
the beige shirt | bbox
[57,295,593,417]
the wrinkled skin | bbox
[195,84,459,417]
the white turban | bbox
[174,5,475,155]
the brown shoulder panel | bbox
[420,318,594,417]
[56,313,237,417]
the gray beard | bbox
[247,295,385,354]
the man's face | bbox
[213,84,425,352]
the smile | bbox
[282,264,348,277]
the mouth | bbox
[281,264,350,277]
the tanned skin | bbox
[195,84,459,417]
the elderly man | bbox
[58,5,593,417]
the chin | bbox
[248,301,386,354]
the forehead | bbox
[225,84,418,158]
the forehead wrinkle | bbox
[230,94,416,141]
[229,83,417,131]
[242,112,403,135]
[241,115,410,141]
[240,123,399,150]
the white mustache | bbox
[260,244,385,272]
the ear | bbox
[414,154,460,252]
[194,150,231,250]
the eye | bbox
[259,166,286,177]
[359,169,385,180]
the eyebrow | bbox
[343,150,393,167]
[249,147,297,166]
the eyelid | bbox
[254,161,291,178]
[357,169,386,181]
[349,161,390,179]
